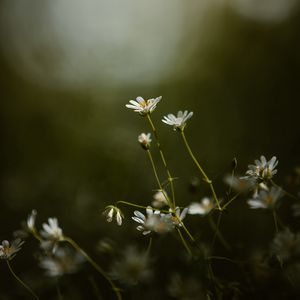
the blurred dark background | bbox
[1,0,300,299]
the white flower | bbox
[138,133,152,150]
[40,218,64,241]
[39,247,84,277]
[247,186,283,209]
[188,197,214,215]
[152,190,168,208]
[125,96,162,116]
[110,246,152,286]
[132,207,173,235]
[27,209,37,232]
[243,155,278,181]
[224,175,255,193]
[169,207,189,227]
[103,206,124,226]
[0,239,24,260]
[162,110,193,131]
[271,229,300,262]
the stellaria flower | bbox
[39,247,84,277]
[271,229,300,262]
[242,155,278,181]
[169,207,189,227]
[0,239,24,260]
[152,190,168,208]
[247,186,283,209]
[162,110,193,131]
[27,209,37,232]
[103,206,124,226]
[132,207,173,235]
[126,96,162,116]
[110,246,152,286]
[224,175,255,193]
[188,197,215,215]
[40,218,64,241]
[138,133,152,150]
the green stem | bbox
[178,219,195,242]
[147,114,176,208]
[147,150,171,207]
[180,131,221,210]
[271,180,299,200]
[64,237,122,300]
[6,260,40,300]
[222,193,240,210]
[146,237,152,255]
[177,228,192,257]
[116,201,148,211]
[116,201,170,214]
[272,209,279,233]
[209,214,230,251]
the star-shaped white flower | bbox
[162,110,193,131]
[243,155,278,181]
[126,96,162,116]
[132,207,173,235]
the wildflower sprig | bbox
[27,210,122,300]
[0,238,40,299]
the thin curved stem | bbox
[146,237,152,255]
[116,201,149,211]
[147,150,171,207]
[147,114,176,208]
[177,228,192,257]
[6,260,40,300]
[180,131,221,210]
[271,180,299,200]
[222,193,241,210]
[209,214,230,251]
[116,201,170,214]
[272,209,279,233]
[64,237,122,300]
[177,218,195,242]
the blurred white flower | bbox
[39,247,84,277]
[138,133,152,150]
[126,96,162,116]
[27,209,37,232]
[0,239,24,260]
[247,186,283,209]
[110,246,152,286]
[103,206,124,226]
[271,229,300,262]
[40,218,64,241]
[224,175,255,193]
[152,190,168,208]
[132,206,173,235]
[188,197,214,215]
[169,207,189,226]
[162,110,193,131]
[242,155,278,182]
